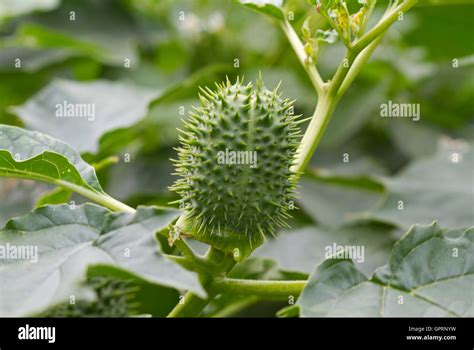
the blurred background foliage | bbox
[0,0,473,317]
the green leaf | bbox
[239,0,286,21]
[11,79,158,153]
[35,156,117,207]
[256,223,397,276]
[0,125,129,211]
[0,204,204,316]
[301,17,312,39]
[0,124,104,195]
[365,144,474,229]
[297,222,474,317]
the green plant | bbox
[0,0,473,319]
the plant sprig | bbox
[283,0,418,173]
[163,1,420,318]
[0,0,420,319]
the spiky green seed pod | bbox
[171,78,301,259]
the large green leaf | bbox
[365,144,474,229]
[256,223,397,276]
[0,125,104,196]
[0,204,204,316]
[11,79,158,153]
[297,223,474,317]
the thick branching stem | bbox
[166,286,216,318]
[292,93,338,174]
[167,247,236,317]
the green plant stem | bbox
[173,237,203,263]
[352,0,418,53]
[292,93,338,174]
[91,155,119,171]
[281,19,325,96]
[167,247,236,317]
[168,237,220,274]
[211,296,260,317]
[167,286,216,318]
[359,0,377,36]
[165,255,211,276]
[337,35,383,97]
[337,0,415,97]
[3,170,135,213]
[210,278,307,299]
[56,181,135,213]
